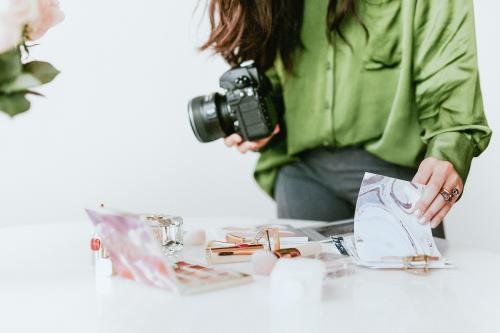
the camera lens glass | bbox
[187,93,233,143]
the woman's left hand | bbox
[412,157,463,228]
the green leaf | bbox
[0,73,42,93]
[0,93,31,117]
[0,47,22,83]
[0,61,60,94]
[23,61,60,85]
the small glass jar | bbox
[316,253,356,279]
[141,214,183,254]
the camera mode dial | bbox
[234,76,251,89]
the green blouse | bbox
[254,0,492,196]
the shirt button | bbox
[324,102,330,109]
[326,62,332,70]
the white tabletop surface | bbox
[1,218,499,333]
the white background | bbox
[0,1,498,252]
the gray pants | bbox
[275,147,445,238]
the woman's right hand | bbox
[224,125,280,154]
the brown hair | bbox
[200,0,366,72]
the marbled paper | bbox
[354,173,441,263]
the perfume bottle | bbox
[141,214,183,254]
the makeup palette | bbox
[172,261,252,294]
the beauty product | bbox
[90,235,113,277]
[252,243,324,275]
[317,253,356,279]
[86,208,253,294]
[273,248,301,258]
[141,214,183,253]
[270,258,326,304]
[221,225,307,246]
[172,261,252,294]
[206,243,265,264]
[272,243,323,258]
[209,244,264,254]
[251,250,278,276]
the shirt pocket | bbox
[362,0,402,70]
[363,36,401,70]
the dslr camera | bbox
[188,61,279,143]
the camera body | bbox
[188,61,279,143]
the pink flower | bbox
[0,18,21,53]
[0,0,38,53]
[26,0,64,41]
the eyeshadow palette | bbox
[172,261,252,294]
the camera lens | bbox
[187,93,233,143]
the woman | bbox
[201,0,491,235]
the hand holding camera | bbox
[224,125,280,154]
[188,61,281,145]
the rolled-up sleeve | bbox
[414,0,492,183]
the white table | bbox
[1,218,499,333]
